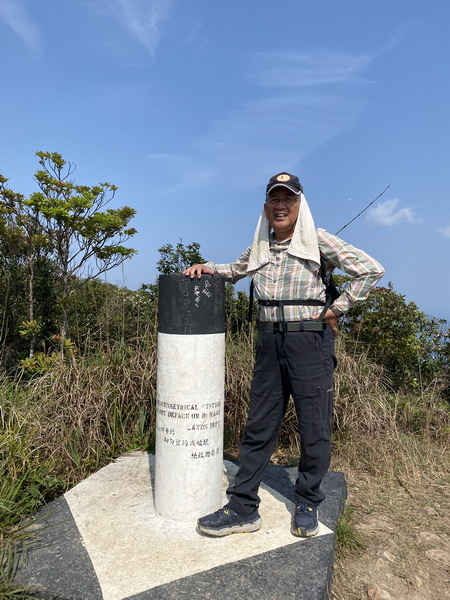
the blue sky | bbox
[1,0,449,323]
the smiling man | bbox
[184,172,384,538]
[265,184,300,241]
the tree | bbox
[341,282,448,391]
[0,151,137,347]
[0,177,56,358]
[156,239,204,274]
[66,278,156,352]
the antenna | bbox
[335,185,390,235]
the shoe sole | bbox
[198,517,262,537]
[290,523,319,538]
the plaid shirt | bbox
[204,228,384,322]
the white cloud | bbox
[145,45,392,194]
[193,91,366,189]
[191,50,370,188]
[102,0,172,55]
[437,226,450,238]
[0,0,41,54]
[366,198,422,227]
[248,50,373,88]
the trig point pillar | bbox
[155,274,225,522]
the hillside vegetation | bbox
[0,154,449,598]
[1,309,449,598]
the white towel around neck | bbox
[247,193,321,275]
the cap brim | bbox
[267,183,302,195]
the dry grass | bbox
[1,329,449,598]
[224,333,450,456]
[22,340,158,484]
[224,331,254,450]
[330,339,450,600]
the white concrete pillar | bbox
[154,274,225,522]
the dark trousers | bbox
[226,326,336,514]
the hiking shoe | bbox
[291,502,319,537]
[197,507,262,537]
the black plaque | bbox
[158,274,225,335]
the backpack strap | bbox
[316,254,340,321]
[247,277,255,323]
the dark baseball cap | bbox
[266,172,303,195]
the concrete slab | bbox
[14,453,346,600]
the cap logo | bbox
[277,174,291,182]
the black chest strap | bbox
[247,282,331,324]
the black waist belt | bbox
[259,321,328,333]
[257,299,325,307]
[256,299,328,332]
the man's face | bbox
[264,187,300,240]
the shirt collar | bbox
[269,231,292,245]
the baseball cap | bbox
[266,172,303,195]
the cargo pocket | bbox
[294,380,333,425]
[317,381,334,424]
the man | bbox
[183,172,384,538]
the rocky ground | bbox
[331,471,450,600]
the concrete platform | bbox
[14,453,346,600]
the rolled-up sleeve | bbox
[318,228,385,315]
